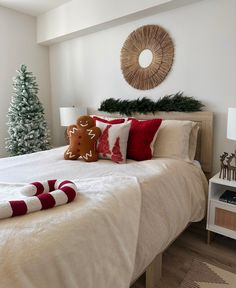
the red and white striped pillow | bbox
[0,180,77,219]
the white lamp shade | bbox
[227,108,236,140]
[60,107,87,126]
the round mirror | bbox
[139,49,153,68]
[121,25,174,90]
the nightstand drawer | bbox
[215,207,236,231]
[207,199,236,240]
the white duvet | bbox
[0,147,208,287]
[0,176,141,288]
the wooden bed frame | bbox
[94,110,214,288]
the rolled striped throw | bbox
[0,180,78,219]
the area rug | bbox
[180,260,236,287]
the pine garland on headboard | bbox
[98,92,204,116]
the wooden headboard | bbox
[93,110,214,176]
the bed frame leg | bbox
[145,253,162,288]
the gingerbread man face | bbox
[77,116,95,129]
[64,116,101,162]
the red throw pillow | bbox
[93,116,125,124]
[127,118,162,161]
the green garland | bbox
[98,92,204,116]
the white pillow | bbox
[153,120,196,162]
[96,121,131,163]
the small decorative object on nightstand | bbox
[207,173,236,244]
[219,152,229,179]
[60,107,87,142]
[219,108,236,180]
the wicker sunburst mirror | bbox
[121,25,174,90]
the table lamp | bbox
[227,107,236,162]
[60,107,87,142]
[60,107,87,127]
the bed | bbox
[0,111,213,288]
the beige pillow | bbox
[188,122,199,162]
[153,120,196,162]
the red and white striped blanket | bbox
[0,176,141,288]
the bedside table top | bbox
[210,173,236,188]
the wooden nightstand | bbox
[206,173,236,243]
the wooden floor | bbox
[132,222,236,288]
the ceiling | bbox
[0,0,71,16]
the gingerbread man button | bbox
[64,116,101,162]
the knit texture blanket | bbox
[0,176,141,288]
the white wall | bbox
[0,6,52,157]
[49,0,236,173]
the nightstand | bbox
[206,173,236,243]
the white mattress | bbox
[0,146,208,283]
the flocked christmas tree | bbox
[111,137,123,163]
[6,64,51,156]
[98,125,111,157]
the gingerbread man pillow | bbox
[64,116,101,162]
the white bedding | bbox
[0,146,208,286]
[0,176,141,288]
